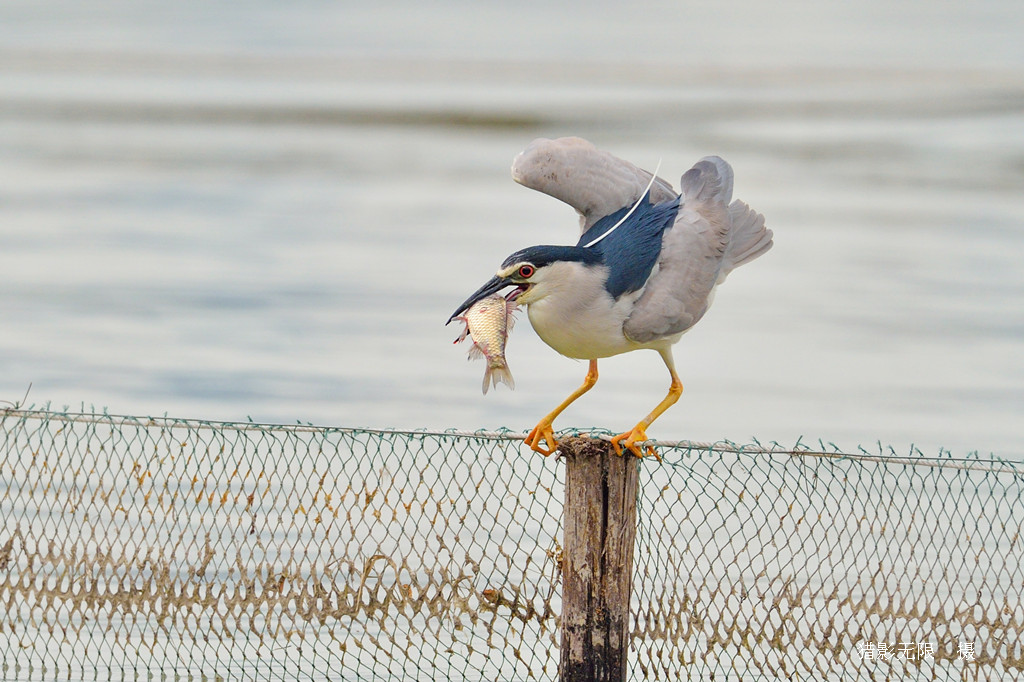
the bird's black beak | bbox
[447,275,512,324]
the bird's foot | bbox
[525,421,559,456]
[610,425,659,459]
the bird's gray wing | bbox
[623,156,736,344]
[511,137,677,233]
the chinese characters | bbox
[855,641,976,662]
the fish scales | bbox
[453,294,518,394]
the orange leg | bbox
[525,359,599,456]
[611,351,683,458]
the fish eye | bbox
[518,264,535,279]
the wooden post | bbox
[558,437,639,682]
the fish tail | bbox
[481,362,515,394]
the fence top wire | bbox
[2,405,1019,475]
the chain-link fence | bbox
[1,407,1022,681]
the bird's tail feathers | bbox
[680,156,734,206]
[481,363,515,394]
[719,200,773,281]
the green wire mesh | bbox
[1,408,1022,681]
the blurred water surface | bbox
[1,1,1022,458]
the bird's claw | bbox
[525,421,559,456]
[610,426,660,459]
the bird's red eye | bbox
[518,264,535,279]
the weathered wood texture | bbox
[558,437,639,682]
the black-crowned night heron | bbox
[449,137,773,457]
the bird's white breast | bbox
[524,261,644,359]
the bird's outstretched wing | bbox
[511,137,677,233]
[623,156,772,344]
